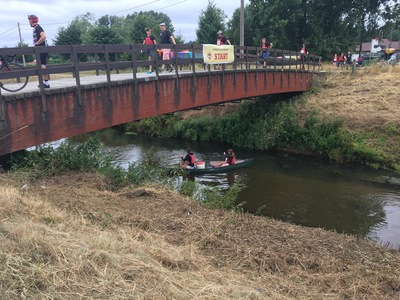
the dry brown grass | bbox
[300,63,400,131]
[1,172,400,299]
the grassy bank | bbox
[0,106,399,299]
[126,63,400,169]
[297,63,400,169]
[1,64,400,299]
[1,172,400,299]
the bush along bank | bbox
[125,96,394,168]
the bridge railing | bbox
[0,44,321,94]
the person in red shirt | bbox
[332,54,338,67]
[216,30,231,46]
[180,148,195,169]
[215,30,231,70]
[260,37,272,68]
[299,43,308,70]
[338,52,345,69]
[143,27,157,74]
[357,55,363,67]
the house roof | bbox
[356,38,400,52]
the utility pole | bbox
[389,25,394,48]
[17,22,26,66]
[240,0,244,47]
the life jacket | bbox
[262,42,270,49]
[217,37,225,46]
[227,155,236,165]
[144,36,154,45]
[189,153,195,164]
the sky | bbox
[0,0,250,48]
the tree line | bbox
[46,0,400,60]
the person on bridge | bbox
[299,43,309,70]
[143,27,157,74]
[180,148,195,169]
[215,30,231,70]
[159,22,176,73]
[216,30,231,46]
[260,37,273,68]
[212,149,236,168]
[28,14,50,89]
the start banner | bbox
[202,44,234,64]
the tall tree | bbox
[226,6,253,46]
[125,11,174,44]
[381,2,400,41]
[54,13,95,46]
[196,1,226,44]
[245,0,394,59]
[347,0,391,54]
[85,26,124,45]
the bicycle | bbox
[0,55,29,92]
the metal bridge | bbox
[0,44,321,156]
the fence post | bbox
[191,44,196,94]
[173,44,179,93]
[233,46,237,84]
[95,53,99,76]
[104,45,112,101]
[244,47,248,83]
[114,53,119,74]
[130,44,138,100]
[71,46,82,106]
[0,84,5,121]
[34,46,47,113]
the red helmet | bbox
[28,15,39,23]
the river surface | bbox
[81,129,400,248]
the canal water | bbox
[86,129,400,248]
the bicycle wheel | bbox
[0,63,29,92]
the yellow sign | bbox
[203,44,235,64]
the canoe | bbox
[184,158,254,175]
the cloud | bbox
[0,0,249,47]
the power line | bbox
[156,0,188,11]
[0,29,19,40]
[19,22,69,27]
[110,0,161,15]
[0,25,18,37]
[2,0,189,45]
[40,22,70,26]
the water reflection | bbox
[77,128,400,248]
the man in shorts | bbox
[28,14,50,88]
[159,22,176,72]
